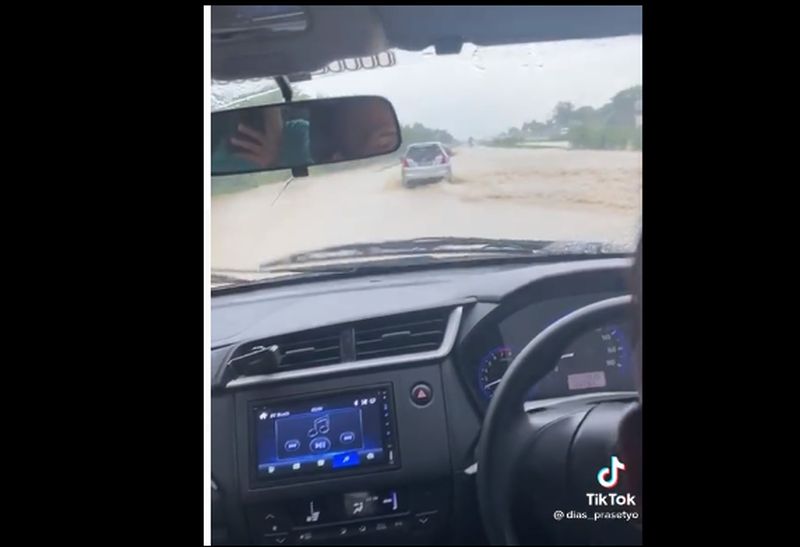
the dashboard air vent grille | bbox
[353,308,450,361]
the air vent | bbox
[354,308,450,361]
[227,327,342,378]
[277,329,343,369]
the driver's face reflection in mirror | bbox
[344,98,398,159]
[323,99,398,162]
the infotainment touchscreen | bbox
[251,386,398,482]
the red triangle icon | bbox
[415,388,428,399]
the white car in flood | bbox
[401,142,453,188]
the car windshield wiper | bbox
[211,266,359,283]
[211,272,250,285]
[211,240,631,294]
[259,237,629,270]
[211,255,530,293]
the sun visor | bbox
[211,6,389,81]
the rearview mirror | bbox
[211,96,401,176]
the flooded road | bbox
[211,147,642,270]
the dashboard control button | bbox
[263,517,290,535]
[309,436,331,452]
[294,530,315,543]
[249,506,292,535]
[288,498,330,526]
[390,517,410,532]
[410,383,433,406]
[262,533,290,545]
[332,451,360,469]
[284,439,301,452]
[413,510,440,530]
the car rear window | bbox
[406,145,443,162]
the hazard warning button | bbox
[410,383,433,406]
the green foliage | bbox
[488,136,525,147]
[492,85,642,150]
[552,101,575,127]
[568,124,640,151]
[632,127,642,150]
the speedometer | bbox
[530,325,632,399]
[477,346,514,399]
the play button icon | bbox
[410,383,432,406]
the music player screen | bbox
[251,386,398,481]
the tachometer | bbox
[478,346,514,399]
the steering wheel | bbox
[476,295,640,545]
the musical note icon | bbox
[307,415,331,438]
[597,455,626,488]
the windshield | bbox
[211,36,642,280]
[406,145,445,163]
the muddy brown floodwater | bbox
[211,146,642,270]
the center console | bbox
[232,363,453,545]
[246,482,450,545]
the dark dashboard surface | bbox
[211,258,631,347]
[211,257,635,545]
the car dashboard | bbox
[211,257,636,545]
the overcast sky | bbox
[295,35,642,140]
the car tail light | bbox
[402,158,409,167]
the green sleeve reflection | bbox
[280,119,312,166]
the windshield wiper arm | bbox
[259,237,559,269]
[259,237,629,271]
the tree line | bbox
[492,85,642,150]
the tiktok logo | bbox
[597,455,626,489]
